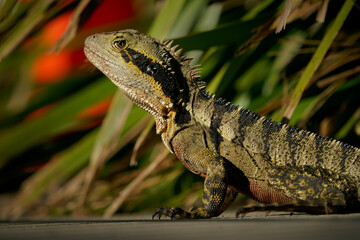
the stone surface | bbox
[1,212,360,240]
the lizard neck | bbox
[158,87,198,153]
[191,89,239,132]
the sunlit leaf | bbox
[0,79,116,167]
[283,0,354,120]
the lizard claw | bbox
[265,210,270,217]
[152,207,183,220]
[152,207,166,220]
[152,206,203,219]
[235,207,247,219]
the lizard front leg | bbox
[152,155,238,219]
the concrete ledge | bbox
[1,212,360,240]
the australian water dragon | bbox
[84,29,360,219]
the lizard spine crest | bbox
[84,29,360,219]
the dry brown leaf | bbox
[130,119,155,166]
[103,147,170,218]
[51,0,102,51]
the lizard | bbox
[84,29,360,219]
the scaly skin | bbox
[84,29,360,219]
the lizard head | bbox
[84,29,202,133]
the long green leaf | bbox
[0,79,116,167]
[335,108,360,140]
[0,0,56,62]
[148,0,186,39]
[13,128,99,217]
[90,92,132,166]
[6,107,149,218]
[79,91,133,206]
[0,0,18,22]
[174,18,269,52]
[283,0,354,119]
[167,0,208,38]
[0,1,31,33]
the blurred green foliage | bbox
[0,0,359,219]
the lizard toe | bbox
[235,207,248,219]
[152,207,187,220]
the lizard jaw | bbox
[84,45,167,131]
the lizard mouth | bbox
[121,87,166,119]
[84,45,165,119]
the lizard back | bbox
[84,29,360,218]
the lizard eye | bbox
[113,39,127,50]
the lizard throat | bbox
[84,45,166,122]
[120,48,191,107]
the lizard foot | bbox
[235,203,296,218]
[152,207,212,220]
[235,200,346,218]
[152,207,188,220]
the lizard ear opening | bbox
[145,62,158,76]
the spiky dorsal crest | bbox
[160,38,203,84]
